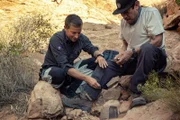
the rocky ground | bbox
[0,0,180,120]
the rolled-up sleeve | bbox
[145,8,164,36]
[50,35,73,74]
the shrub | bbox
[165,72,180,113]
[138,71,174,102]
[0,12,53,116]
[138,71,180,113]
[176,0,180,6]
[0,54,36,116]
[7,13,53,55]
[0,28,9,52]
[166,88,180,113]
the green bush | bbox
[176,0,180,6]
[165,72,180,113]
[138,71,174,102]
[7,13,53,55]
[138,71,180,113]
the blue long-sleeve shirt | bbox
[42,29,98,74]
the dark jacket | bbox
[42,29,98,74]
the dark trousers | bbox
[41,58,97,97]
[83,43,167,101]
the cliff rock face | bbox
[166,0,180,15]
[163,0,180,32]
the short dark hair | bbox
[131,0,137,9]
[65,14,83,29]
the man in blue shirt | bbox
[40,14,108,100]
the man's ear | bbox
[64,25,67,30]
[135,1,140,8]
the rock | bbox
[177,22,180,33]
[170,112,180,120]
[105,24,112,29]
[65,109,99,120]
[91,105,102,117]
[100,100,120,120]
[163,12,180,30]
[66,109,84,119]
[95,87,121,106]
[102,88,121,101]
[27,81,64,119]
[166,0,180,16]
[119,99,173,120]
[106,76,120,88]
[164,31,180,72]
[119,75,132,88]
[120,88,130,100]
[163,0,180,30]
[119,99,131,113]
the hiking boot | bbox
[130,94,146,109]
[61,94,92,112]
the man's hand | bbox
[85,76,101,89]
[114,50,133,65]
[95,56,108,68]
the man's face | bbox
[64,25,82,42]
[121,2,139,24]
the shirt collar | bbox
[63,29,74,44]
[130,6,142,25]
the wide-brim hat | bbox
[113,0,136,15]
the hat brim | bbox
[112,0,136,15]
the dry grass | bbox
[0,54,36,115]
[0,12,53,116]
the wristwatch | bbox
[132,48,137,57]
[97,53,104,58]
[132,48,136,55]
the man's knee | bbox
[140,43,158,56]
[141,43,155,52]
[41,67,66,87]
[49,67,66,81]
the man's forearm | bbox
[67,68,87,82]
[149,33,163,47]
[121,40,128,52]
[93,50,102,58]
[132,33,163,54]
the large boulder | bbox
[166,0,180,15]
[27,81,64,119]
[164,31,180,72]
[163,12,180,30]
[113,99,173,120]
[163,0,180,30]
